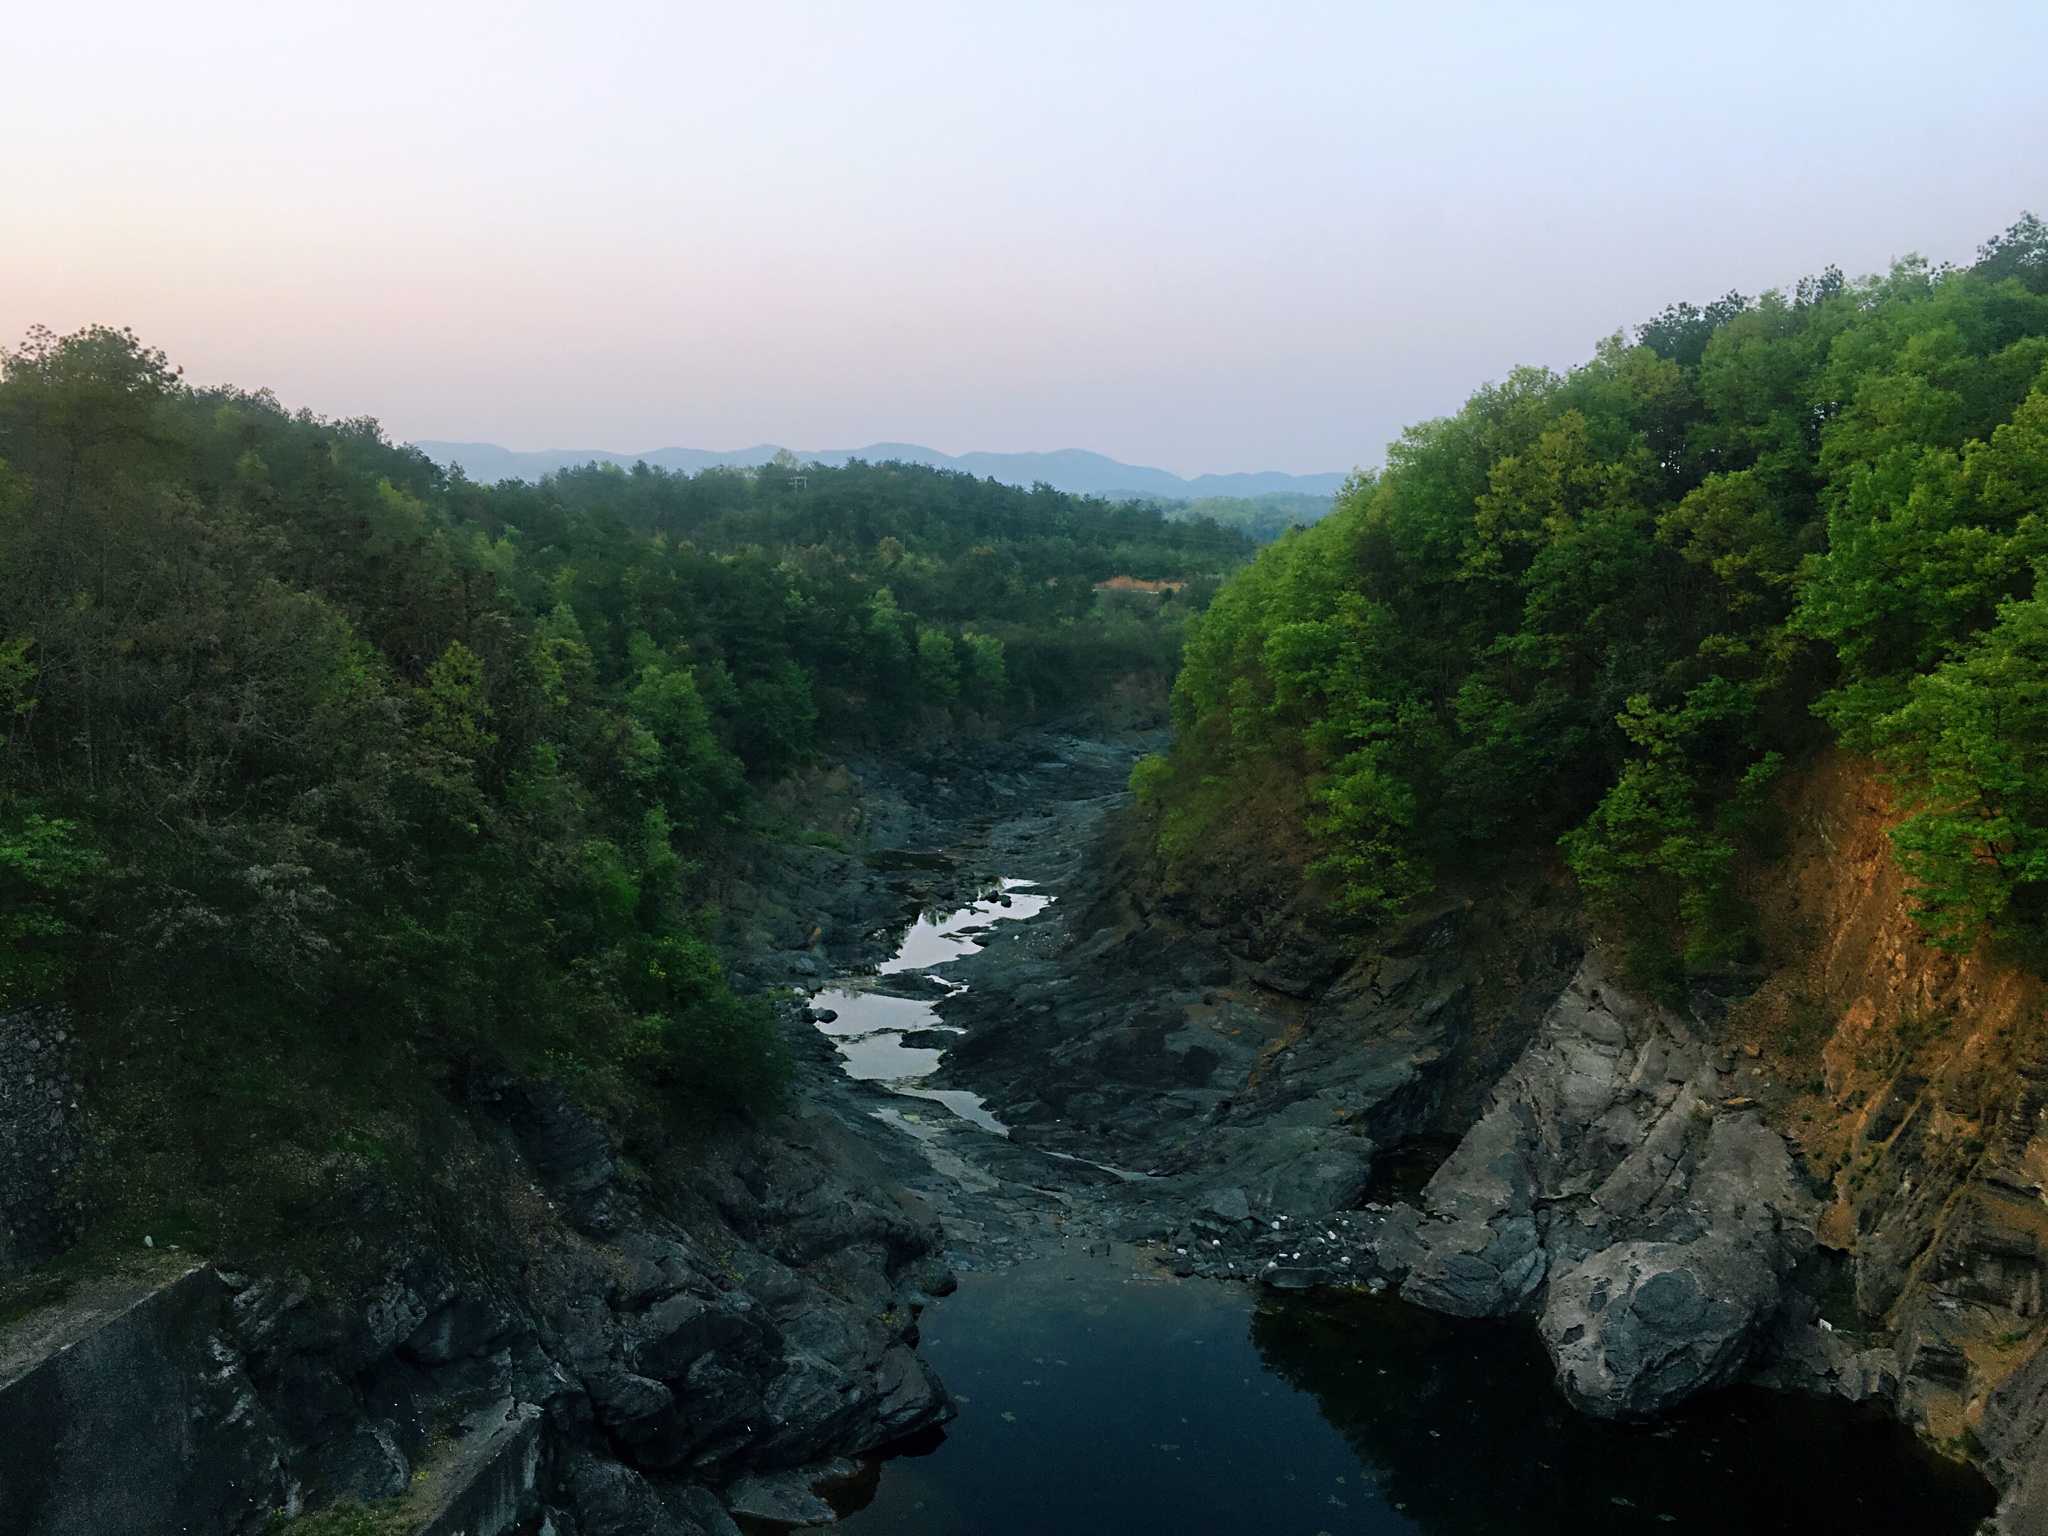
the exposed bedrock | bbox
[937,879,1582,1206]
[930,805,1837,1421]
[0,1066,955,1535]
[1400,958,1823,1415]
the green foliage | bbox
[1144,215,2048,963]
[1865,595,2048,947]
[0,633,33,740]
[266,1498,409,1536]
[960,629,1007,708]
[1153,491,1335,545]
[615,931,794,1110]
[1562,693,1780,967]
[416,639,495,759]
[0,812,97,1006]
[0,325,1248,1126]
[915,626,961,704]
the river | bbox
[836,1253,1992,1535]
[805,874,1997,1536]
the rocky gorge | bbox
[3,723,2044,1533]
[0,727,1152,1536]
[913,739,2048,1533]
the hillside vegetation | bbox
[0,331,1248,1241]
[1137,216,2048,985]
[1157,492,1335,545]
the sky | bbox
[4,3,2046,477]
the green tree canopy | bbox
[0,325,1250,1120]
[1139,216,2048,968]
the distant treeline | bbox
[1138,216,2048,983]
[0,333,1251,1123]
[1148,490,1334,545]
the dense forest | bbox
[0,330,1249,1179]
[1137,216,2048,986]
[1155,491,1334,545]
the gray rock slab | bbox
[725,1467,838,1526]
[1399,956,1820,1416]
[567,1454,701,1536]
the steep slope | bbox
[1726,753,2048,1527]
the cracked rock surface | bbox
[1403,960,1822,1414]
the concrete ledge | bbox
[0,1258,285,1535]
[410,1398,544,1536]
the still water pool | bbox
[837,1255,1996,1536]
[810,879,1050,1135]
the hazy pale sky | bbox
[5,3,2045,476]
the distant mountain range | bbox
[412,440,1352,501]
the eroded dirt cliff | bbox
[1715,752,2048,1528]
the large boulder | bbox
[1400,957,1820,1415]
[564,1453,703,1536]
[1542,1232,1777,1415]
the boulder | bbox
[630,1293,757,1381]
[564,1454,701,1536]
[1224,1125,1375,1217]
[1398,957,1820,1415]
[1205,1186,1251,1224]
[405,1293,514,1366]
[510,1082,621,1236]
[724,1468,837,1527]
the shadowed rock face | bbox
[0,1065,957,1536]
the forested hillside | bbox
[0,326,1247,1227]
[1157,491,1334,545]
[1137,216,2048,986]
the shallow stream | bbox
[809,879,1048,1135]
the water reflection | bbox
[1250,1288,1997,1536]
[837,1257,1996,1536]
[839,1256,1388,1535]
[880,879,1053,973]
[809,878,1048,1134]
